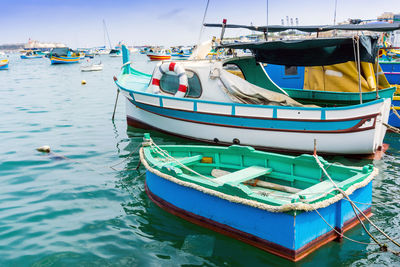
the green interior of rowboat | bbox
[143,144,374,211]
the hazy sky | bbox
[1,0,399,48]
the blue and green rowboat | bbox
[48,47,80,64]
[140,134,376,261]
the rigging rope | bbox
[384,122,400,134]
[314,153,400,254]
[301,199,378,246]
[110,142,142,171]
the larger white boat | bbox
[114,44,391,156]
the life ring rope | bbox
[150,62,188,97]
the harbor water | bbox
[1,54,400,266]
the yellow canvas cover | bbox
[303,61,390,92]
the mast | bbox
[266,0,269,41]
[103,19,113,49]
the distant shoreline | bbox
[0,43,25,51]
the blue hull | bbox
[389,98,400,127]
[0,64,8,70]
[380,62,400,85]
[145,170,372,261]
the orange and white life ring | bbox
[150,62,188,97]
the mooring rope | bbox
[300,199,378,246]
[384,122,400,134]
[383,106,400,134]
[109,142,142,171]
[314,154,400,254]
[392,105,400,120]
[37,150,113,177]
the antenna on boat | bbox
[219,19,227,44]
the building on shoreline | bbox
[24,39,66,51]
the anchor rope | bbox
[314,154,400,254]
[300,199,377,246]
[392,105,400,120]
[384,122,400,134]
[42,151,112,177]
[109,142,142,171]
[384,106,400,134]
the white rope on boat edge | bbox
[139,147,378,213]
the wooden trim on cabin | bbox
[144,181,372,262]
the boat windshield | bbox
[160,70,202,98]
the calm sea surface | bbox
[1,53,400,266]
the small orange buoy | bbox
[81,80,87,85]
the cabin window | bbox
[223,63,245,79]
[284,65,298,76]
[159,70,202,98]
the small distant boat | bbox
[139,47,149,54]
[109,49,121,57]
[97,49,110,55]
[147,49,171,61]
[85,53,95,58]
[0,59,9,70]
[80,59,103,72]
[140,133,376,261]
[172,47,192,59]
[49,48,80,64]
[78,48,95,58]
[20,50,44,59]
